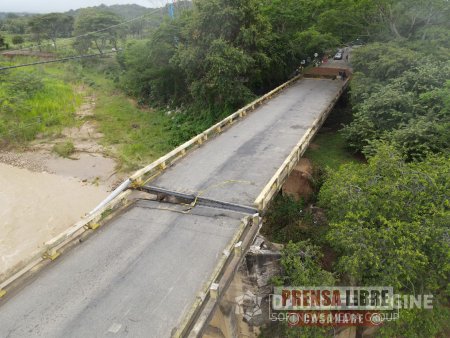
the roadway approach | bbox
[0,77,348,337]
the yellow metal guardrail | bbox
[175,214,261,338]
[0,74,350,338]
[254,78,350,212]
[0,75,302,297]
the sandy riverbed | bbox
[0,162,109,280]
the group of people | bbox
[338,70,348,80]
[294,49,349,80]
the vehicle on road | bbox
[334,52,343,60]
[350,39,365,46]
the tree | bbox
[173,0,272,109]
[373,0,450,40]
[28,13,74,50]
[120,18,186,104]
[73,9,124,54]
[11,35,24,45]
[269,240,334,338]
[317,0,381,42]
[274,240,335,287]
[0,35,8,49]
[343,43,450,157]
[2,16,28,34]
[293,28,338,59]
[319,144,449,295]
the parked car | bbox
[350,39,365,46]
[334,52,343,60]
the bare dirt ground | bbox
[0,86,125,279]
[0,162,109,280]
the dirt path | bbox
[0,86,125,279]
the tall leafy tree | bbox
[343,42,450,159]
[319,144,449,293]
[28,13,74,50]
[173,0,272,109]
[373,0,450,39]
[73,9,124,53]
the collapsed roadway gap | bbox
[137,185,259,216]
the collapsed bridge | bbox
[0,72,350,337]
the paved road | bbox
[152,78,343,206]
[0,201,244,337]
[0,78,345,337]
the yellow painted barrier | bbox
[254,78,351,212]
[128,74,303,187]
[173,214,261,337]
[0,190,133,297]
[0,74,302,301]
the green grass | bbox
[0,56,232,173]
[0,59,81,145]
[0,56,179,171]
[93,92,174,171]
[304,131,358,171]
[68,62,189,172]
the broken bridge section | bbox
[0,77,348,337]
[0,200,252,338]
[149,78,344,208]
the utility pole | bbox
[168,0,175,19]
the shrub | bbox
[53,141,75,158]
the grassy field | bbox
[71,64,175,171]
[0,59,81,145]
[304,131,358,171]
[0,56,177,171]
[93,89,173,171]
[303,97,359,171]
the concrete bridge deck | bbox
[0,78,346,337]
[151,78,343,206]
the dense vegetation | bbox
[344,43,450,161]
[0,0,449,336]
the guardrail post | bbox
[234,241,243,256]
[87,222,100,230]
[210,283,219,300]
[252,213,261,227]
[43,248,60,261]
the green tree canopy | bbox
[73,9,124,53]
[343,43,450,159]
[28,13,74,50]
[319,144,449,294]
